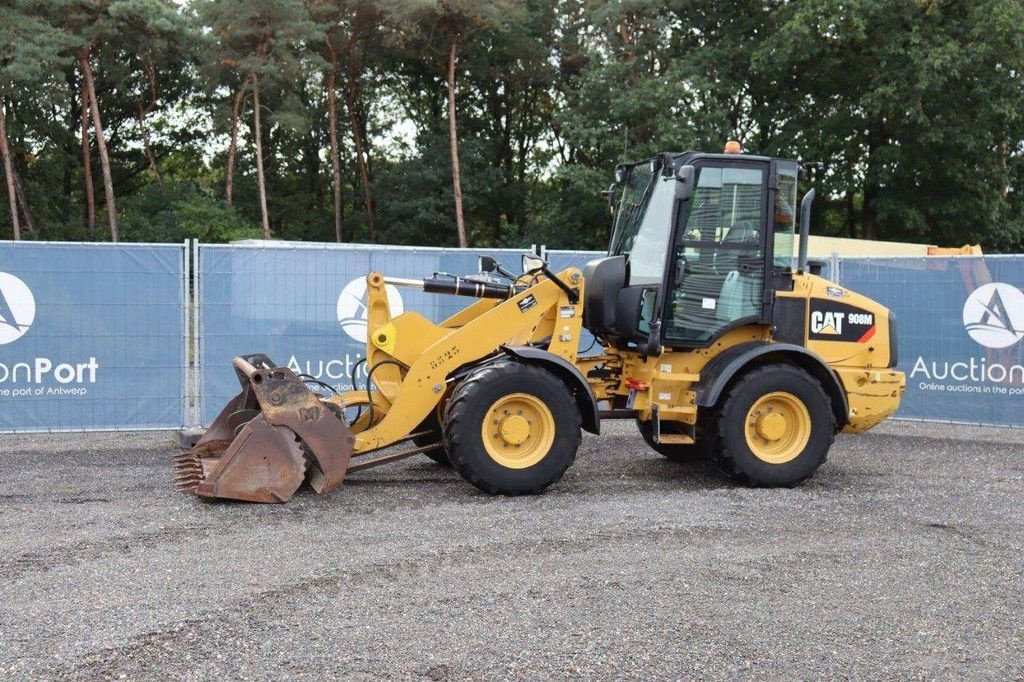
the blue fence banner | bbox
[2,240,1020,431]
[837,255,1024,426]
[197,243,552,425]
[0,242,187,432]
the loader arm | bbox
[354,268,585,452]
[177,263,584,503]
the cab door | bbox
[661,159,771,347]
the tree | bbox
[0,0,1021,252]
[323,32,344,241]
[339,3,384,242]
[308,0,385,243]
[0,2,70,239]
[200,0,320,239]
[0,100,18,239]
[80,74,95,230]
[760,0,1024,248]
[39,0,125,242]
[224,75,251,206]
[78,50,118,240]
[389,0,520,247]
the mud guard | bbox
[500,346,601,434]
[694,341,849,428]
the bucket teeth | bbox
[172,449,205,493]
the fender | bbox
[695,341,849,427]
[500,346,601,434]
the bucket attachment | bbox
[175,354,355,503]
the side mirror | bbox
[478,255,498,274]
[522,253,545,274]
[675,164,695,201]
[603,183,618,210]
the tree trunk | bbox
[326,40,343,243]
[226,76,250,206]
[12,167,35,234]
[447,40,467,248]
[80,77,95,230]
[79,52,118,242]
[344,44,375,242]
[251,73,271,239]
[136,104,162,184]
[844,190,856,239]
[0,101,20,239]
[619,19,636,62]
[137,58,162,184]
[862,182,878,240]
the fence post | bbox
[181,239,190,430]
[191,238,201,429]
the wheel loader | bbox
[175,147,906,503]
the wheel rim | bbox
[744,391,811,464]
[481,393,555,469]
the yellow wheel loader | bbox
[175,149,905,503]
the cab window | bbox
[665,166,766,345]
[773,164,799,268]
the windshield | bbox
[609,162,656,257]
[608,160,675,285]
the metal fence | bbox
[2,240,1022,432]
[0,241,188,432]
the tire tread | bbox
[712,363,836,486]
[444,360,581,495]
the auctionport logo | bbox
[336,277,403,343]
[962,282,1024,349]
[0,272,99,394]
[0,272,35,345]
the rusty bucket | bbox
[174,354,355,503]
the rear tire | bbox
[444,360,581,495]
[713,363,835,486]
[636,419,705,461]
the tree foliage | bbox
[0,0,1022,251]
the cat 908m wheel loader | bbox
[175,147,906,503]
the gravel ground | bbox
[0,420,1021,680]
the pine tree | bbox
[0,2,71,239]
[199,0,319,239]
[308,0,385,243]
[388,0,520,247]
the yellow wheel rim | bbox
[744,391,811,464]
[481,393,555,469]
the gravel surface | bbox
[0,420,1021,680]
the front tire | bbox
[444,361,581,495]
[713,363,835,486]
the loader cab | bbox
[585,150,802,351]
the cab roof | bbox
[617,151,796,173]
